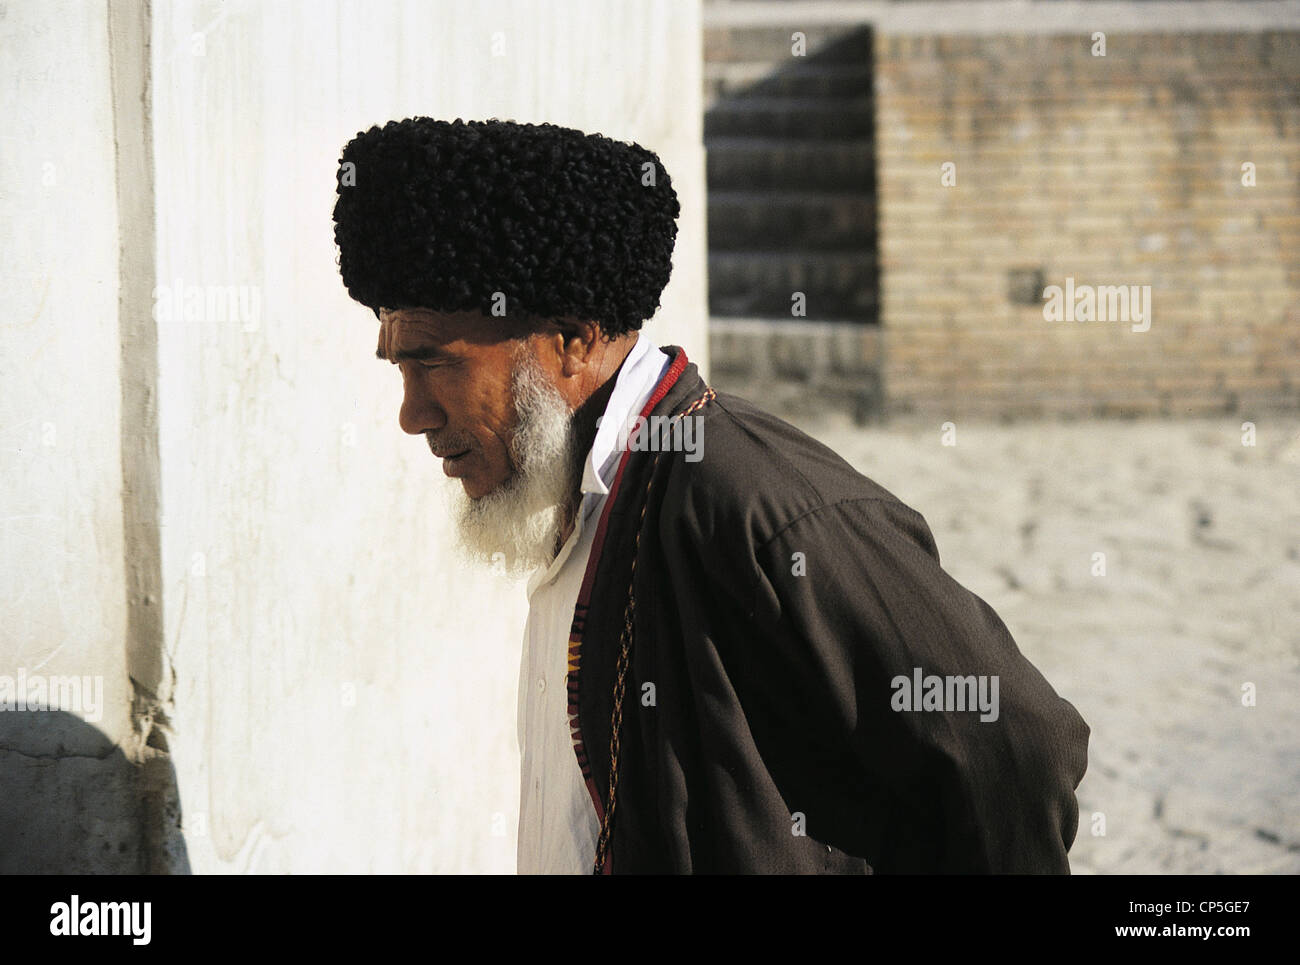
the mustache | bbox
[426,432,476,459]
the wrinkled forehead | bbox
[379,306,468,336]
[376,307,530,351]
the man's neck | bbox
[551,334,641,552]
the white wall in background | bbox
[149,0,706,872]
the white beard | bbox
[441,349,580,577]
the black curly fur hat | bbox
[333,117,680,338]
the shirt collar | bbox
[525,334,670,597]
[580,333,671,498]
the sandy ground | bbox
[782,412,1300,874]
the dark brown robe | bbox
[566,345,1090,873]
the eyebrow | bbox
[375,343,455,363]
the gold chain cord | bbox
[592,387,716,875]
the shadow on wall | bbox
[0,710,189,873]
[704,25,885,424]
[704,25,879,324]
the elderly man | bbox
[333,117,1090,875]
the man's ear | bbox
[554,318,602,378]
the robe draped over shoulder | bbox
[570,345,1090,874]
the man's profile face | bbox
[374,305,597,575]
[376,307,525,500]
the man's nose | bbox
[398,383,447,436]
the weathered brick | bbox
[873,29,1300,416]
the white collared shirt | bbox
[516,333,671,874]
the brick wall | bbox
[877,31,1300,417]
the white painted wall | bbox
[1,0,704,873]
[149,0,706,872]
[0,0,149,872]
